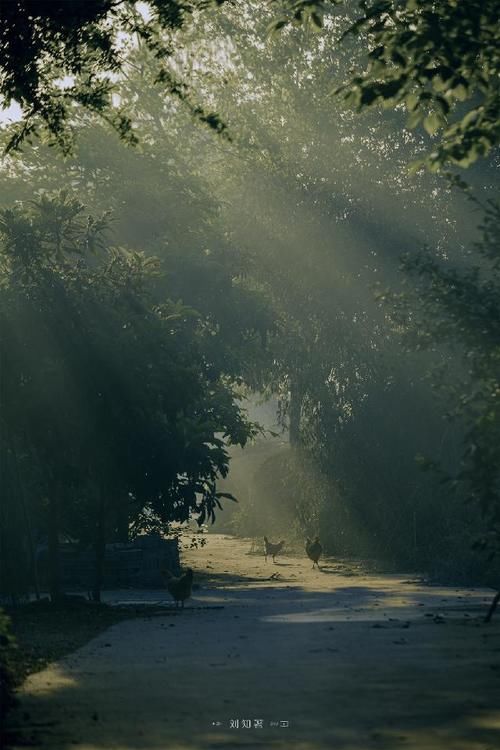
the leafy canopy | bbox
[0,192,255,536]
[273,0,500,170]
[0,0,227,152]
[1,1,498,170]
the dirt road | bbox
[9,534,500,749]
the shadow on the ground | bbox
[6,605,500,750]
[320,565,362,576]
[194,569,299,588]
[6,554,500,750]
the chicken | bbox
[305,536,322,569]
[161,568,194,609]
[264,536,285,563]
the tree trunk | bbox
[47,492,60,602]
[115,503,129,543]
[13,444,40,600]
[485,591,500,623]
[92,488,107,603]
[289,376,302,447]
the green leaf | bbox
[267,19,288,36]
[451,83,468,101]
[406,93,419,112]
[423,112,443,135]
[310,12,323,30]
[406,109,423,129]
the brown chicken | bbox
[305,537,322,569]
[161,568,194,609]
[264,536,285,563]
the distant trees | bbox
[0,192,259,601]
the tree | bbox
[1,1,498,172]
[0,0,227,152]
[0,192,258,600]
[380,200,500,607]
[273,0,500,171]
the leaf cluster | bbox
[0,191,255,540]
[385,202,500,550]
[274,0,500,170]
[0,0,227,151]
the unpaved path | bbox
[8,534,500,750]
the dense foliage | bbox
[274,0,500,170]
[384,202,500,558]
[0,192,263,600]
[0,0,226,152]
[1,1,498,171]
